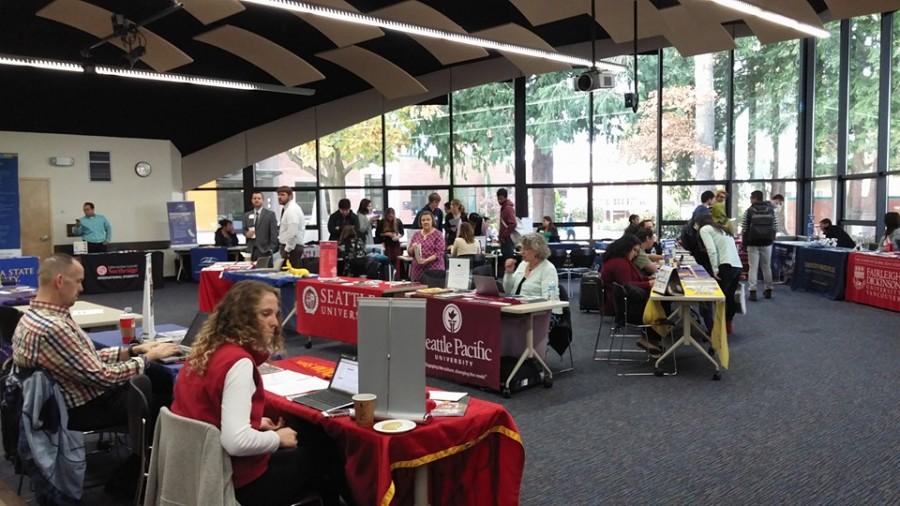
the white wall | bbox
[0,130,183,275]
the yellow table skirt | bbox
[643,299,729,369]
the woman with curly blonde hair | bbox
[172,280,339,505]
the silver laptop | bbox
[291,356,359,412]
[473,275,502,296]
[159,312,209,364]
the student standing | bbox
[74,202,111,253]
[277,186,306,268]
[696,214,742,334]
[741,190,776,301]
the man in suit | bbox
[243,191,279,263]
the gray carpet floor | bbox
[3,280,898,505]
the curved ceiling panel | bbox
[825,0,900,19]
[473,23,569,76]
[370,0,489,65]
[316,45,427,100]
[194,25,324,86]
[658,2,735,56]
[36,0,193,72]
[293,0,384,48]
[510,0,589,26]
[738,0,825,44]
[181,0,245,25]
[593,0,666,44]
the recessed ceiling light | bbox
[241,0,626,72]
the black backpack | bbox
[746,203,776,246]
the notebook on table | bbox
[291,356,359,412]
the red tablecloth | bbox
[844,252,900,312]
[295,278,424,344]
[265,357,525,506]
[197,269,235,312]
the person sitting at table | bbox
[599,235,662,355]
[375,207,404,269]
[878,212,900,252]
[450,222,482,256]
[639,220,664,259]
[502,233,561,307]
[624,214,641,236]
[408,212,445,283]
[327,199,359,241]
[13,254,181,488]
[444,199,467,246]
[171,281,342,505]
[215,219,239,247]
[695,214,742,335]
[338,225,368,277]
[818,218,856,249]
[537,216,560,243]
[633,228,659,275]
[468,212,485,236]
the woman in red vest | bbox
[171,280,339,505]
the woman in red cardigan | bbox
[600,234,663,354]
[172,281,340,505]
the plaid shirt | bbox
[12,300,145,408]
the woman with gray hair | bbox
[502,233,561,314]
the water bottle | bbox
[805,214,814,241]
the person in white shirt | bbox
[696,214,742,334]
[449,222,482,256]
[276,186,306,268]
[502,233,561,314]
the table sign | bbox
[319,241,337,277]
[424,298,502,389]
[0,256,39,286]
[73,241,88,255]
[652,265,683,295]
[844,252,900,311]
[446,257,470,290]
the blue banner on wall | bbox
[0,256,39,287]
[167,201,198,248]
[0,154,21,258]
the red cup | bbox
[119,315,136,344]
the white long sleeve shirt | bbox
[220,359,280,457]
[502,259,562,314]
[278,200,306,252]
[699,225,742,276]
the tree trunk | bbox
[747,95,757,178]
[326,148,348,215]
[694,54,716,181]
[531,146,555,222]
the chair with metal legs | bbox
[607,283,677,376]
[592,278,643,363]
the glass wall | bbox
[191,12,899,244]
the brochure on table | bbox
[446,257,471,291]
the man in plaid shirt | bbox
[12,254,180,432]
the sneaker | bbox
[764,288,772,299]
[749,290,758,302]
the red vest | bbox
[172,343,269,488]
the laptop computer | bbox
[158,312,209,364]
[473,275,502,296]
[291,355,359,412]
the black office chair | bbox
[0,306,23,349]
[548,284,574,374]
[559,247,596,294]
[127,375,153,506]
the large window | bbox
[452,82,515,185]
[847,15,881,175]
[731,182,798,234]
[386,105,449,186]
[813,22,841,177]
[525,71,589,184]
[527,187,588,228]
[318,117,383,190]
[844,178,877,220]
[889,174,900,213]
[892,16,900,171]
[387,189,450,227]
[812,179,838,223]
[595,54,659,182]
[255,141,317,187]
[592,185,657,239]
[733,39,800,180]
[661,48,728,182]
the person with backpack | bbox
[741,190,776,301]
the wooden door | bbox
[19,178,52,259]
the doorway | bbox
[19,178,52,259]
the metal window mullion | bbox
[799,36,815,235]
[514,77,527,215]
[656,49,664,232]
[875,12,893,239]
[836,19,850,225]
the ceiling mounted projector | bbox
[574,70,616,92]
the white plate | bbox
[373,419,416,434]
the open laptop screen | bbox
[180,312,210,348]
[330,357,359,396]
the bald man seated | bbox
[12,253,181,432]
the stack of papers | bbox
[262,370,329,397]
[428,391,469,417]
